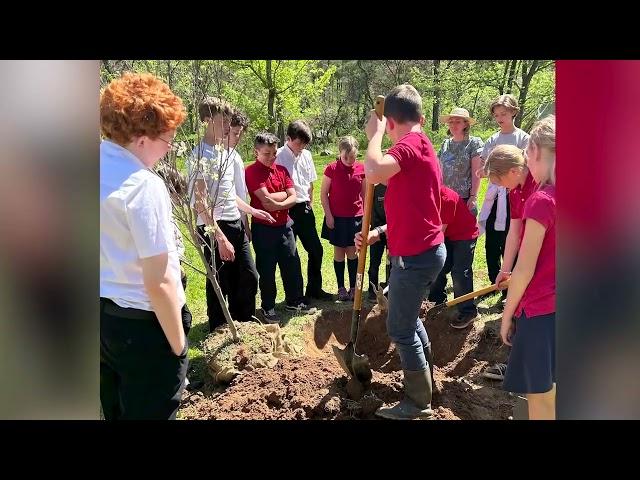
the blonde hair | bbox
[483,144,525,179]
[338,135,359,156]
[529,114,556,185]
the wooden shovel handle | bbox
[445,279,510,308]
[353,95,385,310]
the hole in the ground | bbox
[179,302,515,420]
[305,305,401,373]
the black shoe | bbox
[450,312,478,329]
[367,289,377,301]
[260,307,280,324]
[308,289,334,301]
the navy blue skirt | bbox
[503,311,556,394]
[321,216,363,248]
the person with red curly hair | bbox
[100,72,188,420]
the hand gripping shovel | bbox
[425,279,510,320]
[331,95,385,385]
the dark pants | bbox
[485,200,511,284]
[180,267,192,336]
[198,219,259,332]
[252,221,304,311]
[289,202,324,296]
[100,298,188,420]
[428,238,478,315]
[368,232,390,289]
[387,244,446,371]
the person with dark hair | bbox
[245,132,315,323]
[228,111,249,149]
[437,107,484,216]
[275,120,333,301]
[364,84,444,420]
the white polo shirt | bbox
[187,141,246,224]
[100,140,185,311]
[227,148,249,206]
[275,144,317,203]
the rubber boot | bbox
[375,369,433,420]
[424,343,434,388]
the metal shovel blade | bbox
[332,342,373,385]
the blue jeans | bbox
[387,243,446,371]
[428,238,478,316]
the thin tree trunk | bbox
[431,60,441,132]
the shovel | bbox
[331,95,385,385]
[425,279,510,320]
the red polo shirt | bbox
[245,160,294,226]
[510,170,538,219]
[323,159,365,217]
[516,184,556,317]
[440,186,479,241]
[385,131,444,256]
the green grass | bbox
[182,153,496,369]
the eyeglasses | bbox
[156,135,177,151]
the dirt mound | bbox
[307,301,509,379]
[201,322,302,383]
[180,355,514,420]
[180,300,515,420]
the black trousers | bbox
[100,298,188,420]
[485,199,511,284]
[180,267,192,335]
[198,219,259,332]
[251,221,304,310]
[289,202,324,296]
[368,231,390,290]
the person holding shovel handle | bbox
[486,116,556,420]
[364,84,445,420]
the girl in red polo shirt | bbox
[320,136,366,301]
[481,144,540,381]
[484,144,539,290]
[489,115,556,420]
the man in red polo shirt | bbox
[245,132,314,323]
[428,186,480,329]
[364,84,445,420]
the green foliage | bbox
[99,60,554,153]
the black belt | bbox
[291,201,311,212]
[100,298,157,320]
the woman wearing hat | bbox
[427,108,483,328]
[437,107,484,216]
